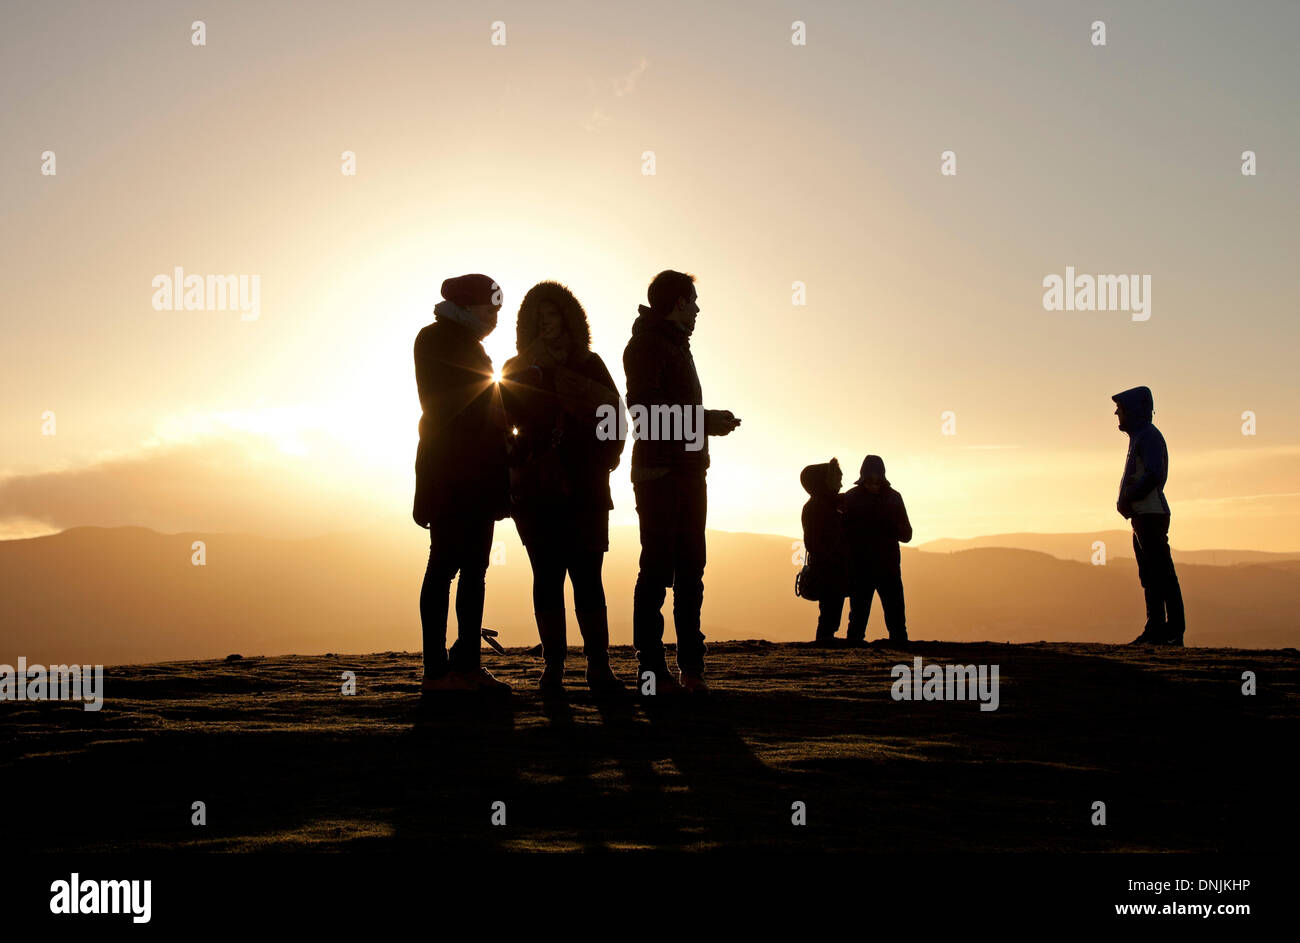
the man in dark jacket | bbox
[623,270,740,696]
[843,455,912,644]
[413,273,511,693]
[800,459,848,644]
[1113,386,1185,645]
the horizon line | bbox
[4,522,1299,557]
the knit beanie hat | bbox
[441,274,500,307]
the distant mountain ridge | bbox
[2,525,1297,665]
[917,531,1300,567]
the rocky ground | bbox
[4,640,1297,852]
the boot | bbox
[635,667,686,697]
[534,609,567,695]
[576,608,626,695]
[1135,587,1167,644]
[680,672,710,696]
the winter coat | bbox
[412,302,509,527]
[500,282,624,550]
[844,480,913,569]
[622,309,709,477]
[800,462,848,567]
[1113,385,1171,518]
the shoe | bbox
[680,673,711,696]
[1158,634,1184,647]
[470,667,512,694]
[574,609,625,695]
[421,671,480,693]
[1128,632,1162,645]
[585,659,627,695]
[636,667,686,697]
[812,636,839,647]
[538,661,565,696]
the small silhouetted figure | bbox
[499,281,627,696]
[624,270,741,696]
[843,455,912,644]
[1113,386,1185,646]
[413,274,511,694]
[799,459,849,644]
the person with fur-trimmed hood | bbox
[1112,385,1185,645]
[499,281,627,695]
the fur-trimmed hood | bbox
[516,281,591,353]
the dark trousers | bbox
[1132,513,1185,639]
[524,542,608,663]
[632,472,708,675]
[524,544,607,614]
[420,513,495,675]
[847,566,907,640]
[808,559,850,640]
[817,595,846,639]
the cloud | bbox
[582,107,613,132]
[0,434,399,539]
[583,57,649,131]
[613,57,649,97]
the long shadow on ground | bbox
[2,643,1296,851]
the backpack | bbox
[794,558,823,601]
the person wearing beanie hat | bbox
[413,273,511,694]
[1112,386,1185,646]
[843,454,913,644]
[434,274,502,338]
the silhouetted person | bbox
[800,459,849,644]
[413,274,511,693]
[624,270,740,696]
[1113,386,1185,646]
[499,281,627,696]
[843,455,912,644]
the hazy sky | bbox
[2,0,1297,548]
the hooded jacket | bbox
[512,280,592,353]
[412,301,509,526]
[844,458,912,568]
[1113,385,1171,518]
[800,462,847,567]
[622,308,709,477]
[500,282,624,531]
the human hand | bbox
[705,409,741,436]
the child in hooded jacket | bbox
[800,458,849,643]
